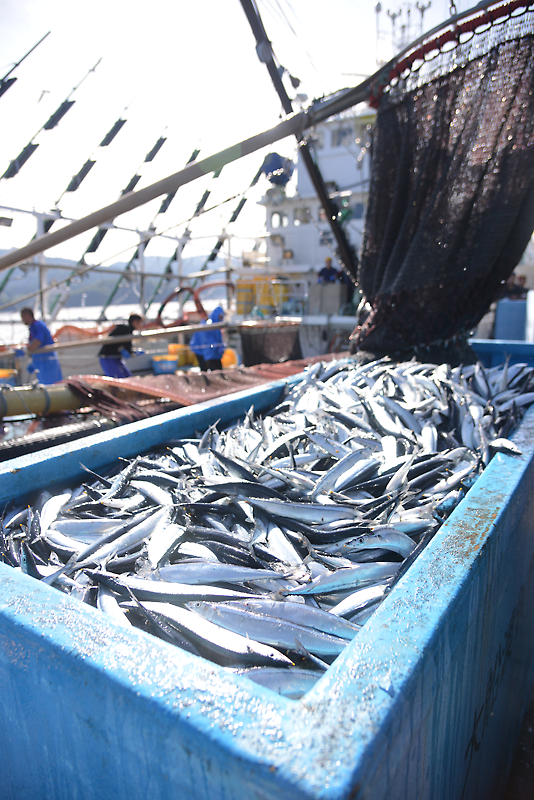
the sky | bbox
[0,0,467,277]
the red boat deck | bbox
[72,352,345,409]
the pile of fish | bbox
[1,356,532,699]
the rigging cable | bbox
[0,188,256,316]
[258,0,328,87]
[0,58,102,181]
[138,156,242,310]
[44,112,132,317]
[0,0,512,283]
[240,0,360,280]
[41,97,146,316]
[48,129,188,320]
[185,159,267,293]
[84,127,173,257]
[0,32,51,100]
[96,144,202,321]
[54,113,128,206]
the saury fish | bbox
[3,354,533,696]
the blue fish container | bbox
[1,375,534,800]
[152,355,178,374]
[470,338,534,368]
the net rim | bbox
[369,0,534,106]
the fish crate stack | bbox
[2,352,534,800]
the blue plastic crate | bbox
[151,355,178,375]
[493,298,527,340]
[1,375,534,800]
[470,338,534,368]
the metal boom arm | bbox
[239,0,359,279]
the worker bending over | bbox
[98,314,144,378]
[18,307,63,384]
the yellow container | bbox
[0,369,17,386]
[236,277,289,316]
[151,356,178,375]
[168,343,189,366]
[221,348,238,368]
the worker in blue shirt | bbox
[19,307,63,384]
[190,306,225,371]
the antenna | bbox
[377,2,431,61]
[416,1,432,34]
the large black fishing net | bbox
[351,3,534,360]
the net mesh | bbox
[352,3,534,357]
[240,323,303,367]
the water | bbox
[0,296,226,348]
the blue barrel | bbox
[1,375,534,799]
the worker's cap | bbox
[325,257,332,264]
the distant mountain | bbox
[0,253,227,310]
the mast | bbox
[238,0,359,279]
[35,214,49,321]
